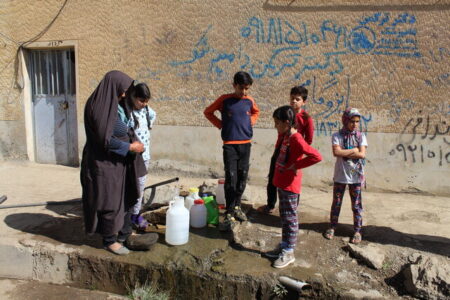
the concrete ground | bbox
[0,160,449,298]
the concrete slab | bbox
[0,161,449,298]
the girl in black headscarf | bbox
[80,70,146,255]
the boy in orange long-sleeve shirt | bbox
[204,71,259,231]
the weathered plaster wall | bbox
[0,0,448,193]
[150,125,450,196]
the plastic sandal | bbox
[104,244,130,255]
[351,232,362,244]
[323,228,334,240]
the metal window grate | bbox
[30,49,75,96]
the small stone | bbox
[346,243,385,269]
[408,253,422,264]
[360,272,372,279]
[345,289,384,299]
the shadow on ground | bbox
[3,200,100,249]
[299,222,450,257]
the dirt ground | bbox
[0,160,449,299]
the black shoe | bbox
[233,206,248,222]
[125,233,159,251]
[219,214,237,232]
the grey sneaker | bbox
[219,214,237,231]
[273,249,295,268]
[233,206,248,222]
[264,244,282,258]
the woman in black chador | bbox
[80,70,156,255]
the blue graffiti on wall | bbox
[301,75,372,136]
[240,13,420,57]
[167,12,421,84]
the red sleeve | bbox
[304,115,314,145]
[248,96,260,125]
[203,95,225,129]
[291,134,322,170]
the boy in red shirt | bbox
[204,71,260,231]
[258,86,314,214]
[265,105,321,268]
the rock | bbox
[346,243,385,270]
[342,237,350,243]
[335,270,351,283]
[408,252,422,264]
[344,289,384,299]
[141,206,169,225]
[360,272,372,280]
[403,255,450,300]
[231,221,281,252]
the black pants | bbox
[266,146,280,209]
[223,143,251,214]
[102,212,133,247]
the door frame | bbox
[21,40,79,165]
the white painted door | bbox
[29,49,78,166]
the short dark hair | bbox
[273,105,296,127]
[233,71,253,85]
[290,85,308,101]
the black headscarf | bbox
[84,70,133,152]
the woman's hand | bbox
[129,141,144,153]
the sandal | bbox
[323,228,334,240]
[351,232,362,244]
[104,243,130,255]
[257,205,274,214]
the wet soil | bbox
[1,165,449,299]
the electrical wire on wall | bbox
[0,0,69,93]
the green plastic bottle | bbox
[203,196,219,225]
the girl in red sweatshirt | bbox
[266,105,322,268]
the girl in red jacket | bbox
[265,105,322,268]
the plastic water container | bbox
[165,196,190,245]
[190,199,207,228]
[185,187,200,211]
[215,179,226,207]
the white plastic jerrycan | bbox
[185,187,200,211]
[165,196,190,245]
[215,179,226,206]
[190,199,207,228]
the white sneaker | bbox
[273,249,295,268]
